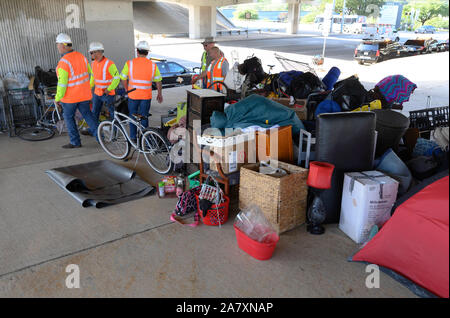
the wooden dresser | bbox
[186,89,225,158]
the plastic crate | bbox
[409,106,449,132]
[5,88,38,136]
[0,93,6,131]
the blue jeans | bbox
[92,94,115,122]
[61,100,98,146]
[128,98,151,140]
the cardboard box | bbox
[339,171,399,244]
[239,160,309,234]
[197,130,257,174]
[270,98,308,120]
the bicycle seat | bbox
[267,64,275,68]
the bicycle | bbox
[17,86,86,141]
[97,89,173,175]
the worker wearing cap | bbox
[88,42,120,125]
[120,40,163,143]
[55,33,98,149]
[200,37,216,88]
[193,47,228,91]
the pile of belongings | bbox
[313,74,417,118]
[210,94,305,135]
[237,55,341,99]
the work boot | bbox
[62,143,82,149]
[80,130,92,136]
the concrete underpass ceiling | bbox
[133,1,316,6]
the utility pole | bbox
[340,0,347,33]
[330,0,336,33]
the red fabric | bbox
[353,176,449,298]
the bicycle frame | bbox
[108,111,162,156]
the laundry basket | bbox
[196,194,230,226]
[234,224,279,260]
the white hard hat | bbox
[136,41,150,51]
[89,42,104,52]
[56,33,72,44]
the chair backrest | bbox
[315,112,376,223]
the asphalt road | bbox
[219,35,359,61]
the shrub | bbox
[234,9,259,20]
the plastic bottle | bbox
[158,181,165,197]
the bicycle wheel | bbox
[98,121,130,160]
[141,128,173,175]
[17,126,55,141]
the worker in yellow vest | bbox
[193,47,229,91]
[200,37,216,88]
[88,42,120,125]
[120,41,163,143]
[54,33,98,149]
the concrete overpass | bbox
[0,0,315,77]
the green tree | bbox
[405,0,449,26]
[234,8,259,20]
[339,0,386,17]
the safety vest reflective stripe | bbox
[62,56,89,86]
[120,72,128,79]
[60,58,74,76]
[129,85,152,90]
[67,77,90,87]
[93,59,113,84]
[129,60,153,86]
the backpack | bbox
[289,72,324,99]
[34,66,58,89]
[238,56,265,84]
[331,76,369,111]
[173,186,200,216]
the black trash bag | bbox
[34,66,58,89]
[331,75,369,111]
[238,56,265,84]
[289,72,324,99]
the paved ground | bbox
[0,130,416,297]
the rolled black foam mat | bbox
[46,160,155,208]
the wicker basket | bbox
[239,160,309,235]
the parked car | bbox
[402,38,437,55]
[429,39,449,52]
[150,59,198,88]
[415,25,437,34]
[354,40,403,64]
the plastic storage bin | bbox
[409,106,449,132]
[234,225,279,260]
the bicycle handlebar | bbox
[113,88,136,108]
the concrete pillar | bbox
[83,0,134,71]
[286,3,300,34]
[188,5,216,39]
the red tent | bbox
[352,175,449,298]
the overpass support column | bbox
[287,2,300,34]
[83,0,135,70]
[188,5,216,39]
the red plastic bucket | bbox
[196,195,230,226]
[234,225,279,260]
[307,161,335,189]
